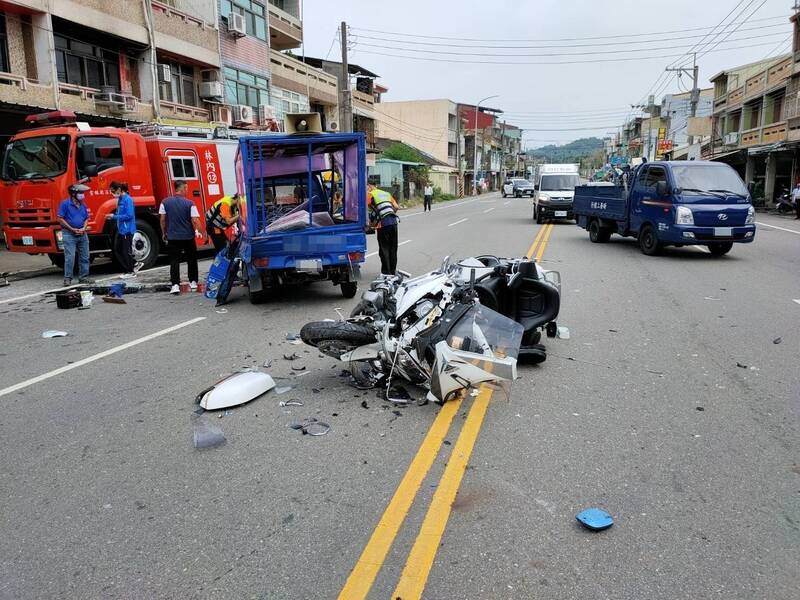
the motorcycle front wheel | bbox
[300,321,377,358]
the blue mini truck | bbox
[237,132,367,302]
[573,161,756,256]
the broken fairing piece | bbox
[428,341,516,404]
[274,386,292,395]
[557,326,570,339]
[42,330,68,338]
[196,371,276,410]
[576,508,614,531]
[279,399,304,407]
[288,417,331,436]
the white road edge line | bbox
[0,317,206,398]
[448,218,469,227]
[755,221,800,235]
[483,207,496,213]
[366,239,412,259]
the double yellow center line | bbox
[338,221,556,600]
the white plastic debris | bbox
[197,371,276,410]
[42,330,68,338]
[557,326,570,339]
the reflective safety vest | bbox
[205,196,237,231]
[368,188,396,223]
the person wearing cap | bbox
[57,183,93,286]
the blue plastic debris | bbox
[109,283,126,298]
[576,508,613,531]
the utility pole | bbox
[499,120,506,179]
[339,21,352,133]
[666,53,699,145]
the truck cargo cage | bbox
[239,133,366,238]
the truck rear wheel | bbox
[340,281,358,298]
[707,242,733,256]
[131,220,160,269]
[638,224,662,256]
[589,219,611,243]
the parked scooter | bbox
[775,191,796,214]
[300,255,561,404]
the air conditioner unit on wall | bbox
[327,121,338,132]
[232,104,253,125]
[157,64,171,84]
[228,12,246,37]
[258,104,277,122]
[199,81,224,100]
[213,105,233,125]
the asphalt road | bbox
[0,194,797,600]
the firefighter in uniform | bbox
[367,183,400,275]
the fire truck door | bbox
[165,150,208,243]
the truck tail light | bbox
[348,252,364,262]
[253,257,269,268]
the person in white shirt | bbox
[791,181,800,219]
[423,183,434,212]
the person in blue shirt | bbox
[57,183,93,286]
[159,180,202,294]
[106,181,140,277]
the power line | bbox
[349,22,786,51]
[354,38,786,66]
[352,30,785,58]
[349,14,785,43]
[697,0,769,58]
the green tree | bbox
[382,142,424,163]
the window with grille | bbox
[220,0,266,40]
[224,66,269,109]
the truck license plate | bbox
[22,236,33,246]
[296,259,322,272]
[555,211,568,217]
[714,227,732,237]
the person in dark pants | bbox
[159,180,202,294]
[57,183,94,286]
[107,181,139,277]
[423,182,433,212]
[367,183,400,275]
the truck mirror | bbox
[656,181,669,197]
[80,142,97,177]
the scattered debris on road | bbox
[576,508,614,531]
[696,406,705,411]
[557,326,570,339]
[773,337,782,345]
[736,362,748,369]
[192,417,226,449]
[42,330,68,338]
[279,399,303,407]
[102,296,126,304]
[283,353,300,361]
[288,418,330,436]
[56,290,81,309]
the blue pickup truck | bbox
[573,161,756,256]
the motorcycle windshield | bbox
[446,304,524,362]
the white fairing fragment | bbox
[197,371,276,410]
[428,341,517,404]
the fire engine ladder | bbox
[127,123,277,140]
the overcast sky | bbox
[302,0,792,148]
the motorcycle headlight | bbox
[675,206,694,225]
[745,205,755,225]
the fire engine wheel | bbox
[48,253,65,268]
[131,220,160,269]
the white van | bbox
[534,164,581,224]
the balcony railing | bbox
[151,0,219,64]
[159,100,210,122]
[740,127,762,147]
[269,50,338,105]
[0,72,54,110]
[762,121,787,143]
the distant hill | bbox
[527,137,604,164]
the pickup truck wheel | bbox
[340,281,358,298]
[638,225,662,256]
[589,220,611,243]
[131,220,160,269]
[707,242,733,256]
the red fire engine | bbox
[0,111,242,268]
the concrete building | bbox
[0,0,223,143]
[460,104,504,192]
[706,52,794,203]
[375,99,461,169]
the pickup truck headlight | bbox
[538,194,551,203]
[745,205,755,224]
[675,206,694,225]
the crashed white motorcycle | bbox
[301,256,561,404]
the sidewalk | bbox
[0,242,58,276]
